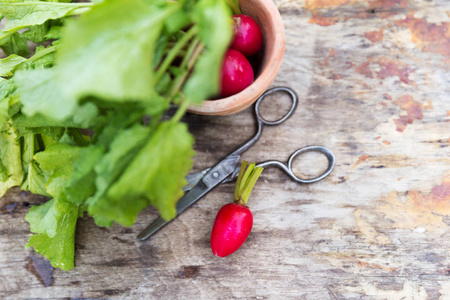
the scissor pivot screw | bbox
[212,172,219,178]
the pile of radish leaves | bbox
[0,0,232,270]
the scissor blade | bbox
[183,168,210,192]
[137,181,208,240]
[137,154,240,240]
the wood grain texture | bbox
[1,0,450,299]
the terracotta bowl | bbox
[187,0,285,115]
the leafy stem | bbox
[27,45,57,64]
[23,133,35,168]
[0,29,20,43]
[155,26,198,84]
[171,98,190,123]
[167,39,204,99]
[166,38,205,124]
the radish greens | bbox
[0,0,232,270]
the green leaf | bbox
[26,199,79,271]
[0,45,57,79]
[91,105,148,146]
[0,79,19,126]
[3,95,21,125]
[40,130,65,148]
[15,126,64,141]
[68,145,104,204]
[13,45,58,74]
[88,121,194,225]
[0,123,24,196]
[56,0,175,103]
[12,113,78,128]
[52,129,82,147]
[20,161,48,195]
[95,126,150,193]
[0,77,16,99]
[25,199,75,238]
[14,68,77,121]
[71,102,99,129]
[0,32,30,57]
[0,96,13,126]
[34,143,96,205]
[183,0,232,102]
[19,133,49,196]
[0,54,27,77]
[12,102,97,130]
[25,199,54,235]
[17,127,68,196]
[0,1,92,32]
[192,0,232,49]
[21,23,49,44]
[86,124,152,226]
[44,25,62,40]
[164,9,190,33]
[118,121,194,220]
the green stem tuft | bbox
[234,160,263,205]
[234,160,248,201]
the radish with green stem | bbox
[210,161,263,257]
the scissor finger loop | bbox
[288,146,335,183]
[255,87,298,125]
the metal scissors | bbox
[137,87,335,241]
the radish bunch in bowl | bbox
[220,14,263,98]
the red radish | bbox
[230,14,263,57]
[220,49,254,98]
[210,203,253,257]
[211,161,263,257]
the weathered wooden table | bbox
[2,0,450,298]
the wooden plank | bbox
[1,0,450,298]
